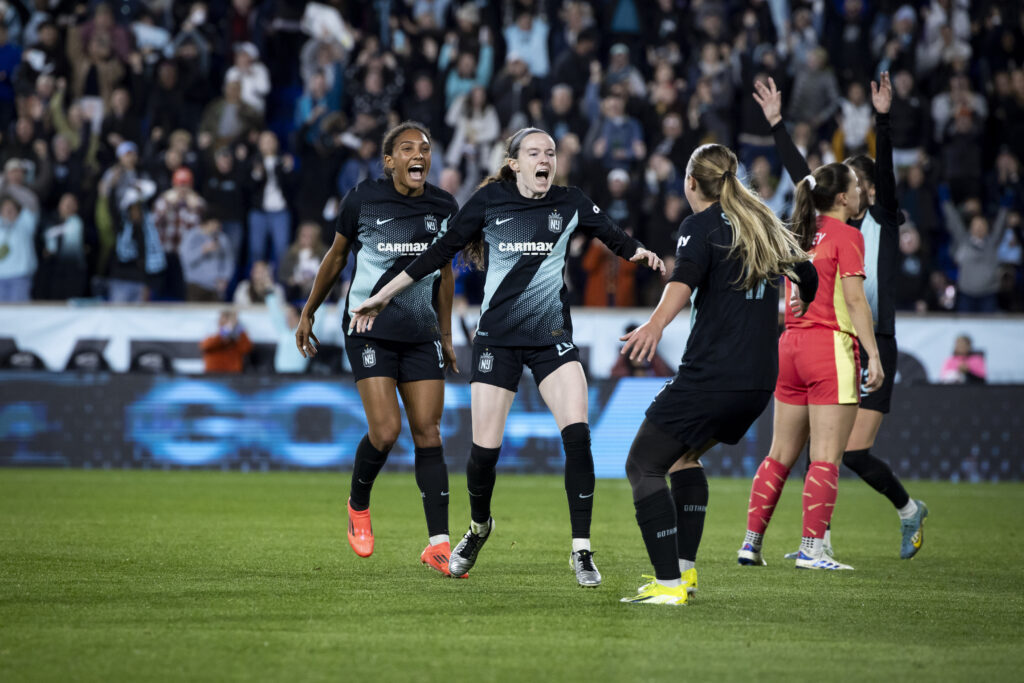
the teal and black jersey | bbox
[847,114,899,336]
[338,177,457,343]
[405,181,643,347]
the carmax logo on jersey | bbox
[498,241,554,256]
[377,242,429,253]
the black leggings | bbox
[625,419,692,502]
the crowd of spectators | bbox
[0,0,1022,314]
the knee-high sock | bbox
[635,489,680,581]
[562,423,594,539]
[670,468,708,562]
[466,443,500,524]
[414,446,448,538]
[802,462,839,539]
[842,448,910,509]
[349,435,391,511]
[746,456,791,536]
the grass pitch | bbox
[1,469,1022,682]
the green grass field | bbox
[1,470,1022,682]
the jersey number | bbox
[745,279,768,300]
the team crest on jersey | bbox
[478,350,494,373]
[362,346,376,368]
[547,210,563,234]
[425,214,438,234]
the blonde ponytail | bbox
[687,144,807,290]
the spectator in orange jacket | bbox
[200,309,253,373]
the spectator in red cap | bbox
[152,165,206,300]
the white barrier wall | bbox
[1,304,1022,382]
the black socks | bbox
[634,489,680,581]
[349,435,392,511]
[414,446,449,537]
[466,443,500,524]
[670,467,708,563]
[562,422,595,539]
[843,448,910,509]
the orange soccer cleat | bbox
[347,499,374,557]
[420,541,467,578]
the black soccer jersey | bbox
[337,177,458,343]
[405,181,643,347]
[670,203,784,391]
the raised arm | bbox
[871,72,898,220]
[753,78,812,180]
[576,190,665,273]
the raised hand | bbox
[752,77,783,126]
[871,71,892,114]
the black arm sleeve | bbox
[772,121,811,181]
[873,112,899,225]
[788,258,819,303]
[405,189,485,281]
[575,188,643,258]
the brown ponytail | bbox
[791,162,855,251]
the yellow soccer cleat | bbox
[620,580,689,606]
[639,569,698,597]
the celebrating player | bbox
[295,122,462,576]
[617,144,818,606]
[754,74,928,560]
[737,161,883,570]
[350,127,664,586]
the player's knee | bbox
[624,452,644,489]
[561,422,591,463]
[469,443,501,470]
[842,448,870,470]
[409,421,442,449]
[368,421,401,452]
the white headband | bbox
[803,174,817,190]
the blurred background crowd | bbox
[0,0,1021,314]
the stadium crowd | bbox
[0,0,1021,312]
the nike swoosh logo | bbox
[557,345,575,357]
[578,492,594,499]
[358,478,372,485]
[496,217,512,225]
[376,218,394,225]
[441,491,449,496]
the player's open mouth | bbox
[535,168,549,181]
[408,164,425,181]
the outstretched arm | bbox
[871,72,898,221]
[620,282,691,363]
[753,78,812,180]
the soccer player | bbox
[754,74,928,560]
[617,144,818,606]
[350,127,664,586]
[737,161,883,571]
[295,122,462,576]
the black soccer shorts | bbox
[470,341,580,392]
[645,379,772,449]
[345,337,446,383]
[859,333,898,414]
